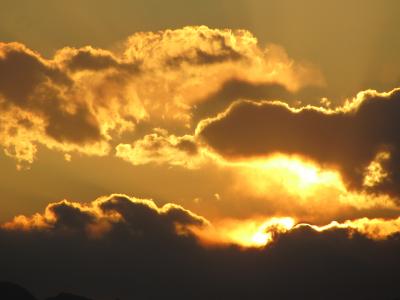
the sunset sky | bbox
[1,1,400,300]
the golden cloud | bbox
[0,27,323,166]
[115,128,203,168]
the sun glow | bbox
[219,153,400,224]
[235,154,343,193]
[191,217,296,248]
[190,215,400,249]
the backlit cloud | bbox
[0,27,323,166]
[115,128,202,168]
[2,194,207,237]
[197,88,400,197]
[1,194,400,299]
[3,194,400,249]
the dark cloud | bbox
[98,195,205,235]
[44,106,101,144]
[0,44,70,105]
[198,88,400,196]
[1,195,400,300]
[0,43,102,145]
[61,48,140,74]
[193,78,329,123]
[47,201,96,232]
[165,38,243,68]
[176,137,198,155]
[193,80,292,122]
[64,49,121,72]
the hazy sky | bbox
[1,2,400,299]
[2,0,400,100]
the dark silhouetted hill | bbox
[0,282,93,300]
[0,281,37,300]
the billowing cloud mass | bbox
[0,43,109,166]
[198,88,400,197]
[2,194,207,237]
[0,26,323,166]
[1,194,400,300]
[4,194,400,250]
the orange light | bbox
[190,217,296,248]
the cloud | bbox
[197,88,400,197]
[115,128,202,168]
[56,46,134,72]
[1,194,400,300]
[192,78,329,122]
[0,27,323,166]
[216,154,400,224]
[2,194,207,237]
[0,43,109,165]
[0,43,102,146]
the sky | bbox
[1,1,400,299]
